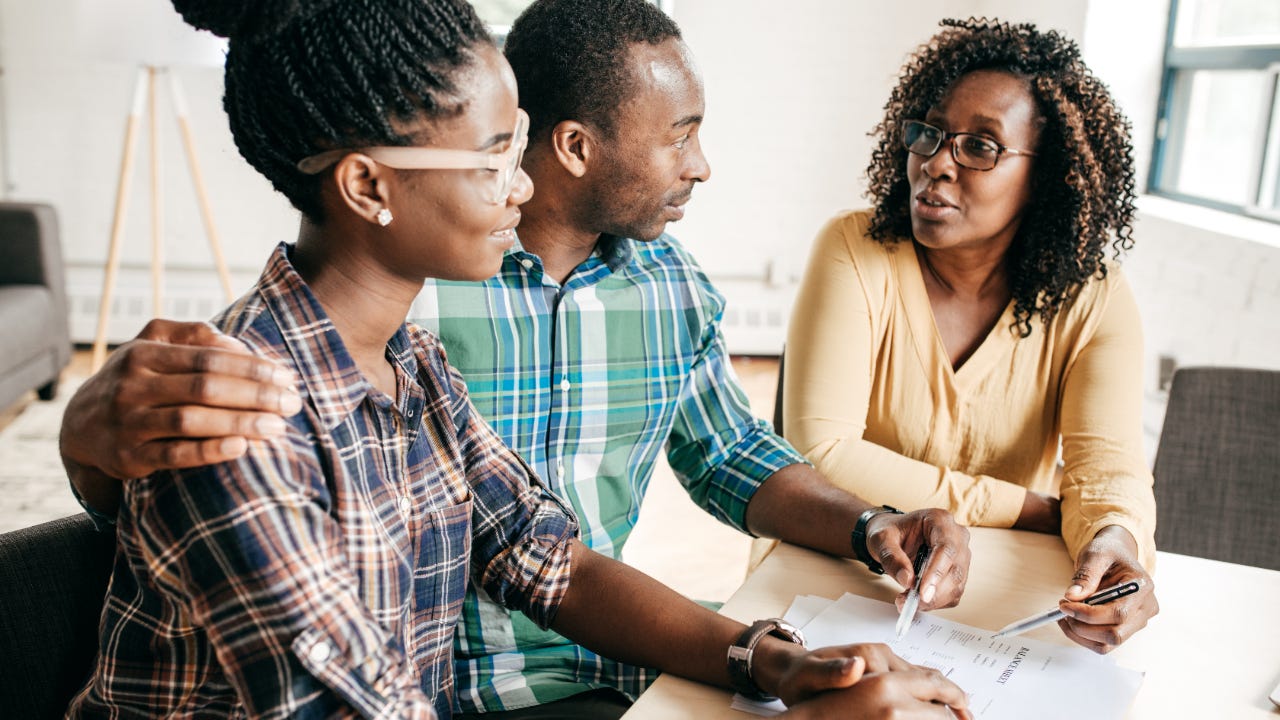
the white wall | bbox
[2,0,1278,434]
[0,0,294,341]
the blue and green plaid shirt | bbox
[411,232,807,713]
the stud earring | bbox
[377,208,393,227]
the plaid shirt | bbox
[69,244,578,720]
[411,233,806,712]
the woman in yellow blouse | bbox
[783,18,1158,653]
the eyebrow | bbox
[673,114,703,130]
[479,131,513,151]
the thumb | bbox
[789,655,866,698]
[1066,548,1113,600]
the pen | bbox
[894,544,931,640]
[990,579,1143,638]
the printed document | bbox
[731,593,1142,719]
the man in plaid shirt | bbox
[61,1,975,718]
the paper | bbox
[731,593,1143,719]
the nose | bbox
[507,166,534,206]
[684,136,711,183]
[919,139,957,182]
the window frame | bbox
[485,0,676,45]
[1149,0,1280,223]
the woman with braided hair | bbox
[782,18,1158,654]
[69,1,973,718]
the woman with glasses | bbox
[780,18,1158,654]
[69,1,973,718]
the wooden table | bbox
[623,527,1280,718]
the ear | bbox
[332,154,395,226]
[550,120,596,178]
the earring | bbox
[376,208,393,227]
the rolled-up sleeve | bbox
[445,363,579,630]
[665,300,808,534]
[124,428,438,719]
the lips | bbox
[489,213,520,246]
[912,189,957,221]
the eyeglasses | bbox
[901,119,1036,171]
[296,108,529,204]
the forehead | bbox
[614,38,704,132]
[929,70,1039,138]
[401,43,519,145]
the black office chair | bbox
[1152,367,1280,571]
[0,514,115,718]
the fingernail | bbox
[272,367,296,387]
[279,392,303,415]
[1068,584,1084,596]
[896,569,911,587]
[257,416,287,435]
[922,584,936,604]
[219,437,247,456]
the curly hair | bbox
[504,0,681,142]
[866,18,1136,337]
[171,0,491,220]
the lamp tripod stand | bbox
[90,66,234,370]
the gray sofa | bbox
[0,202,70,410]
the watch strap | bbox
[851,504,903,574]
[726,618,805,701]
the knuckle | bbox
[172,408,198,435]
[193,348,216,374]
[139,318,168,339]
[190,373,215,401]
[160,443,186,468]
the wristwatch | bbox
[726,618,806,701]
[851,504,903,575]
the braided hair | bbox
[866,18,1137,338]
[171,0,492,220]
[504,0,681,142]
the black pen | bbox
[991,579,1143,638]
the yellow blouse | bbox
[784,209,1156,568]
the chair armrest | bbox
[0,202,70,350]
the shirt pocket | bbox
[406,498,474,698]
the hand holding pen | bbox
[1057,526,1159,654]
[992,580,1143,638]
[859,508,972,613]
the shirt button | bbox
[520,258,534,270]
[560,378,571,391]
[557,460,565,478]
[399,496,412,515]
[308,641,332,664]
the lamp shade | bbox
[75,0,227,67]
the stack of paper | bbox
[731,593,1143,719]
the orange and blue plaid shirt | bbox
[68,243,578,719]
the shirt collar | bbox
[504,231,636,278]
[254,243,416,430]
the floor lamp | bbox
[84,3,233,370]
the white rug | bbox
[0,381,86,532]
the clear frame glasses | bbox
[296,108,529,204]
[901,119,1037,171]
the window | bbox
[1150,0,1280,222]
[472,0,532,37]
[471,0,675,42]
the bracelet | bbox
[726,618,805,701]
[851,505,902,575]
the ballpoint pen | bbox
[894,544,931,640]
[991,579,1143,638]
